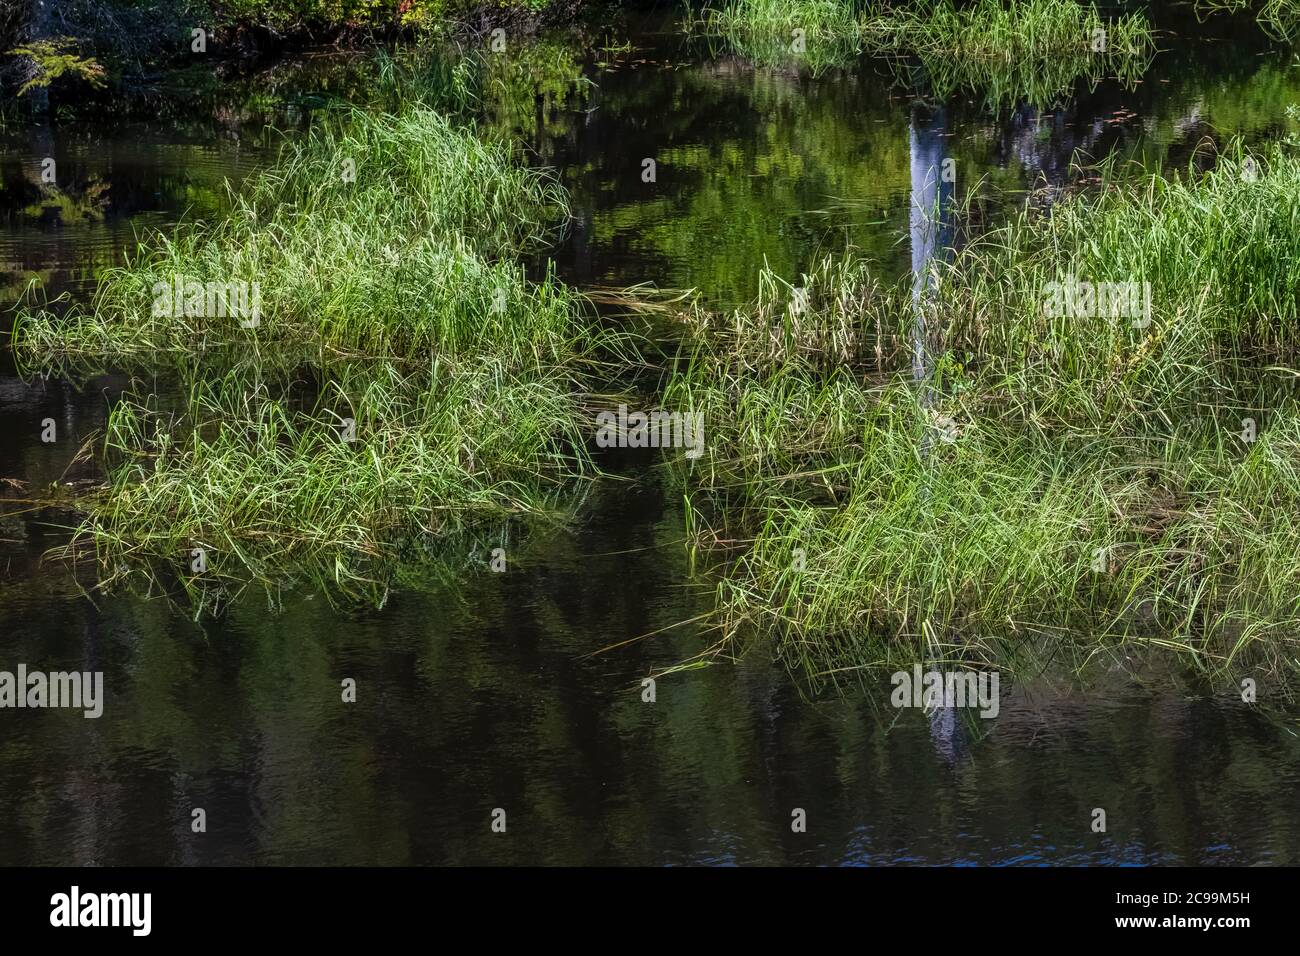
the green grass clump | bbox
[863,0,1155,107]
[15,100,618,598]
[660,254,889,502]
[705,0,863,38]
[699,0,866,73]
[700,0,1154,94]
[712,388,1300,671]
[82,359,589,594]
[665,144,1300,681]
[679,363,1300,681]
[15,107,578,371]
[933,145,1300,430]
[676,145,1300,438]
[862,0,1152,60]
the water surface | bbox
[2,8,1299,865]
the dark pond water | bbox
[2,7,1300,865]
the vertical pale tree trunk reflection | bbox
[909,104,963,764]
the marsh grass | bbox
[932,144,1300,429]
[701,0,1154,94]
[73,357,591,599]
[861,0,1153,60]
[863,0,1155,107]
[684,365,1300,682]
[15,107,584,371]
[15,96,627,604]
[731,397,1299,650]
[713,145,1300,434]
[673,254,886,372]
[705,0,864,36]
[880,38,1149,110]
[666,142,1300,682]
[698,0,866,73]
[659,255,894,506]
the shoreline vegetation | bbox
[0,0,591,106]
